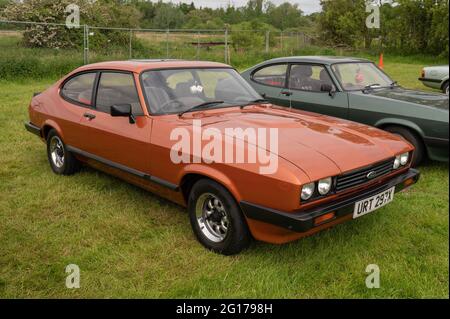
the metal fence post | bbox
[83,24,87,64]
[265,30,270,54]
[224,27,228,64]
[280,31,283,52]
[196,31,200,60]
[129,29,132,59]
[165,29,169,58]
[84,25,89,64]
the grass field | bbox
[0,58,448,298]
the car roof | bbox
[75,59,231,73]
[258,56,372,65]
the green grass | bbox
[0,61,448,298]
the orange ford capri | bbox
[25,60,419,255]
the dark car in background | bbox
[241,56,449,166]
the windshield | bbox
[331,62,393,91]
[141,68,261,115]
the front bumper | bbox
[240,168,420,233]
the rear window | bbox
[252,64,288,88]
[61,73,96,105]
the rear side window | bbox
[252,64,288,88]
[61,73,96,105]
[96,72,142,115]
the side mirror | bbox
[111,104,135,124]
[321,84,336,97]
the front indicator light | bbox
[301,182,315,201]
[404,178,415,187]
[314,212,336,226]
[400,152,409,165]
[318,177,332,195]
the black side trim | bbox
[240,169,420,233]
[66,145,179,191]
[24,122,41,137]
[418,77,442,83]
[423,136,449,147]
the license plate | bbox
[353,187,395,219]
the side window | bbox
[252,64,288,87]
[61,73,96,105]
[96,72,142,115]
[289,64,333,92]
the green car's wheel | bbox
[385,126,425,167]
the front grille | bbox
[335,158,395,192]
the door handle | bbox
[281,90,293,97]
[83,112,96,120]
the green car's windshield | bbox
[141,68,261,115]
[331,62,394,91]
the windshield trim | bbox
[139,67,261,116]
[330,61,395,92]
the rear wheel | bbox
[384,126,425,167]
[188,179,251,255]
[46,129,80,175]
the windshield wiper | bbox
[178,100,224,117]
[240,98,270,109]
[390,81,398,88]
[362,83,381,93]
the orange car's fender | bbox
[177,164,243,202]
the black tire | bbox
[188,179,251,255]
[384,126,425,167]
[46,129,80,175]
[442,81,449,95]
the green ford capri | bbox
[241,56,449,166]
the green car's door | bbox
[283,63,349,119]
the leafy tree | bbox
[2,0,141,48]
[152,2,185,29]
[267,2,305,30]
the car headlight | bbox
[301,182,315,201]
[400,152,409,165]
[393,156,401,169]
[318,177,332,195]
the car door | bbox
[76,71,152,173]
[285,63,349,119]
[248,63,291,107]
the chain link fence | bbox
[0,20,317,80]
[0,20,313,64]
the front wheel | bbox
[188,179,251,255]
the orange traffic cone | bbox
[378,53,384,69]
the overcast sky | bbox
[157,0,322,15]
